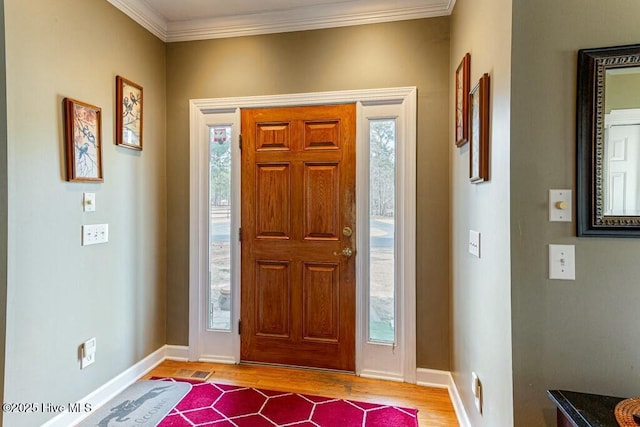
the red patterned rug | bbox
[155,378,419,426]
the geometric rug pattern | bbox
[156,378,419,427]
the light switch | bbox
[83,192,96,212]
[549,190,572,222]
[549,244,575,280]
[469,230,480,258]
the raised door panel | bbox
[255,261,290,338]
[302,263,340,342]
[255,163,291,239]
[256,122,291,151]
[304,163,339,240]
[304,120,340,150]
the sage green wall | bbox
[166,18,452,370]
[449,0,514,425]
[511,0,640,424]
[4,1,166,425]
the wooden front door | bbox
[240,104,356,371]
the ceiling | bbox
[107,0,455,42]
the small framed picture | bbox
[455,53,471,147]
[64,98,103,182]
[469,73,490,183]
[116,76,143,150]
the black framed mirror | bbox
[577,44,640,236]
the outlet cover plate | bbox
[469,230,480,258]
[81,337,96,369]
[82,224,109,246]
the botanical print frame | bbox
[116,76,143,150]
[455,53,471,147]
[469,73,490,183]
[64,98,103,182]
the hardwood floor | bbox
[144,360,459,426]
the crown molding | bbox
[165,2,451,42]
[106,0,168,42]
[108,0,455,43]
[448,0,458,14]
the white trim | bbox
[403,90,417,384]
[360,369,404,382]
[189,87,417,381]
[41,346,167,427]
[165,3,450,42]
[415,368,451,389]
[108,0,452,43]
[448,0,458,14]
[448,375,473,427]
[165,345,190,361]
[198,356,237,365]
[191,87,417,111]
[605,108,640,127]
[188,101,205,362]
[415,368,470,427]
[105,0,168,41]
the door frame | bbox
[188,87,417,382]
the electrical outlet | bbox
[82,224,109,246]
[469,230,481,258]
[81,337,96,369]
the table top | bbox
[547,390,627,427]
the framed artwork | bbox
[116,76,143,150]
[64,98,103,182]
[455,53,471,146]
[469,73,490,183]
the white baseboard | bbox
[360,369,404,382]
[415,368,450,388]
[165,345,190,361]
[41,346,168,427]
[198,355,237,364]
[447,374,472,427]
[416,368,471,427]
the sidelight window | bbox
[368,119,396,343]
[209,126,232,330]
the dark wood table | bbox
[548,390,626,426]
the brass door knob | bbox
[342,226,353,237]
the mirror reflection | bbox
[604,66,640,216]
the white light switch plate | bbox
[82,224,109,246]
[549,189,572,222]
[549,244,575,280]
[469,230,480,258]
[83,192,96,212]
